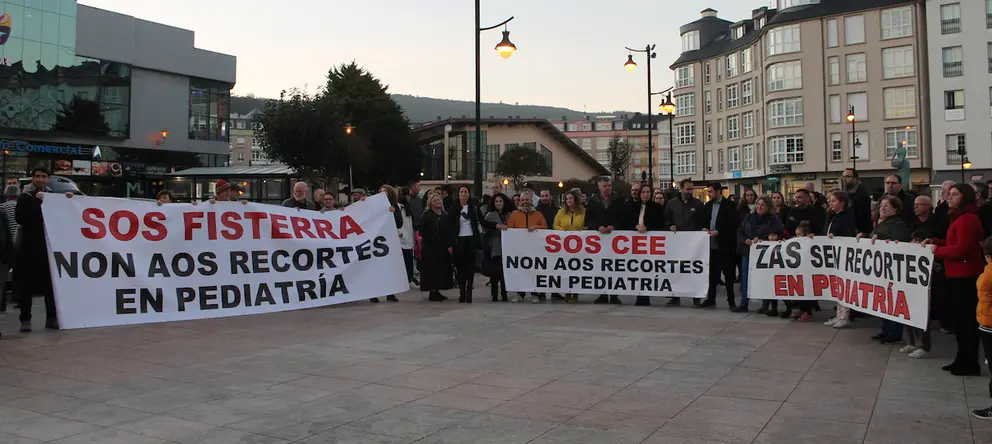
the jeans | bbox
[882,320,903,341]
[739,256,750,308]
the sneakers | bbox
[531,297,542,304]
[824,317,837,326]
[832,319,852,329]
[798,313,813,322]
[788,310,800,319]
[510,296,523,303]
[899,345,917,353]
[908,349,929,359]
[973,407,992,420]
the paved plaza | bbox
[0,289,989,444]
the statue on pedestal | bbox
[891,144,910,187]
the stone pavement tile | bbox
[105,392,199,414]
[863,420,974,444]
[0,405,42,424]
[470,374,551,391]
[146,382,239,404]
[788,381,881,405]
[876,385,969,405]
[249,381,336,403]
[558,363,655,388]
[347,384,432,403]
[194,373,285,392]
[328,361,424,383]
[739,350,820,372]
[419,413,559,444]
[175,426,291,444]
[302,390,406,417]
[443,382,534,401]
[338,404,476,441]
[641,416,763,444]
[204,392,302,414]
[0,414,99,442]
[490,357,587,379]
[514,381,619,410]
[676,395,782,427]
[0,431,41,444]
[55,383,144,403]
[760,416,867,442]
[412,391,506,412]
[588,387,697,418]
[112,414,217,441]
[776,398,876,424]
[47,427,171,444]
[564,409,668,435]
[162,402,257,426]
[870,398,971,426]
[704,382,796,402]
[0,383,45,402]
[4,392,94,414]
[536,423,652,444]
[284,375,368,393]
[296,427,410,444]
[487,400,583,423]
[52,403,150,427]
[226,412,345,442]
[381,367,483,392]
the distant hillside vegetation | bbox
[230,94,630,123]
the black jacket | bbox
[784,204,826,237]
[847,184,873,235]
[622,200,664,231]
[889,190,917,225]
[664,195,705,231]
[910,214,941,240]
[933,200,950,239]
[446,200,482,247]
[824,209,858,237]
[872,217,912,242]
[536,202,559,230]
[14,190,52,294]
[586,192,625,231]
[703,197,738,252]
[737,212,784,256]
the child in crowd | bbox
[973,237,992,420]
[787,221,813,320]
[902,230,931,359]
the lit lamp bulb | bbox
[495,31,516,59]
[846,112,855,122]
[502,178,509,185]
[964,157,973,169]
[624,54,637,72]
[557,181,564,188]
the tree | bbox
[606,134,632,180]
[51,97,110,137]
[323,62,422,188]
[252,89,350,182]
[494,145,549,191]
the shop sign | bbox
[0,140,95,157]
[768,164,792,174]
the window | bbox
[883,87,915,119]
[767,61,802,91]
[596,137,610,148]
[756,17,766,30]
[742,112,754,138]
[675,122,696,145]
[716,58,723,80]
[827,19,838,47]
[741,80,754,105]
[946,134,966,164]
[682,30,700,52]
[727,115,740,140]
[676,151,696,175]
[848,92,868,120]
[553,123,565,131]
[236,120,246,130]
[581,123,592,131]
[885,127,917,159]
[717,88,723,111]
[595,151,610,163]
[988,43,992,72]
[946,90,965,112]
[728,146,741,171]
[742,48,753,73]
[743,144,755,170]
[705,63,711,83]
[828,57,840,85]
[769,135,805,164]
[882,46,914,79]
[236,137,246,145]
[778,0,819,8]
[237,152,244,162]
[718,119,724,142]
[676,93,695,117]
[943,46,963,77]
[706,121,713,143]
[733,26,745,40]
[726,53,738,77]
[614,121,624,130]
[881,6,913,39]
[706,150,713,173]
[767,25,801,56]
[767,98,803,128]
[567,123,578,132]
[846,53,867,83]
[596,121,613,131]
[845,15,865,44]
[189,78,231,142]
[830,134,842,161]
[705,91,712,113]
[941,4,962,35]
[727,84,740,109]
[483,144,500,177]
[829,95,841,123]
[988,0,992,29]
[540,145,553,175]
[676,65,694,88]
[581,138,592,150]
[718,150,724,173]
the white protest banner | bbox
[42,193,408,329]
[748,237,933,329]
[501,230,710,297]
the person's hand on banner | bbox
[65,192,74,198]
[669,225,677,232]
[496,224,507,230]
[388,207,395,213]
[827,233,834,239]
[705,230,718,237]
[636,224,646,233]
[36,191,44,200]
[527,226,538,232]
[598,226,608,234]
[856,233,864,241]
[921,238,934,246]
[870,234,879,244]
[606,225,615,234]
[447,247,453,254]
[745,238,753,246]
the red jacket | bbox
[934,204,985,278]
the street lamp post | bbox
[846,106,859,171]
[960,146,972,183]
[659,93,676,188]
[345,123,354,202]
[475,1,516,197]
[624,45,658,190]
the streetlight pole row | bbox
[846,106,861,172]
[474,0,516,197]
[624,49,677,190]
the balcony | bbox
[941,18,961,34]
[943,61,963,77]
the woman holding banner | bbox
[420,193,451,302]
[624,185,664,306]
[447,185,483,304]
[860,196,912,343]
[735,196,784,315]
[481,193,514,302]
[817,190,859,329]
[553,188,586,304]
[927,184,984,376]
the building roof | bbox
[413,118,610,176]
[671,0,916,68]
[169,165,297,176]
[626,113,673,127]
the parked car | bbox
[18,175,84,195]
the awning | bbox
[931,169,992,186]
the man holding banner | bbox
[700,183,739,310]
[16,167,59,332]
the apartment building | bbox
[625,113,674,186]
[926,0,992,188]
[550,116,628,171]
[670,1,929,197]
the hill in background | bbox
[230,94,630,123]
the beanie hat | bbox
[215,179,232,194]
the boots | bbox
[465,277,474,303]
[428,290,446,302]
[458,283,466,303]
